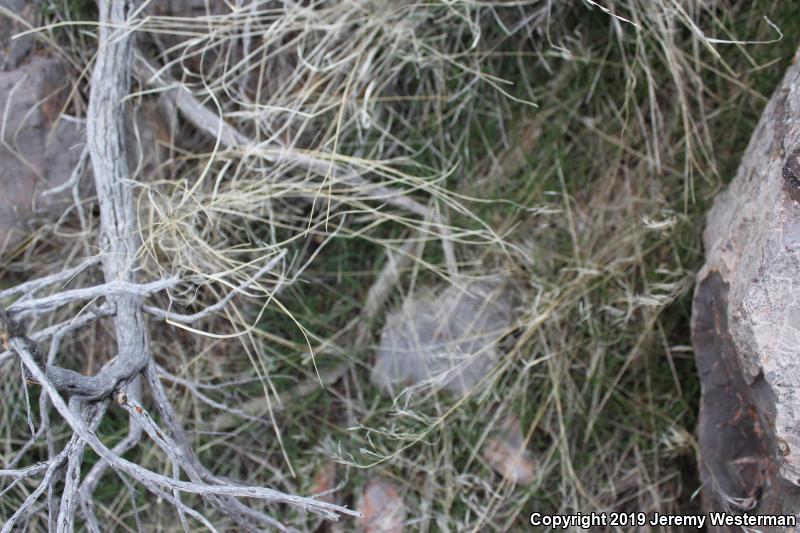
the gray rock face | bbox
[693,47,800,525]
[0,2,165,256]
[0,55,85,253]
[0,1,89,254]
[0,0,37,70]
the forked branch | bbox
[1,0,359,529]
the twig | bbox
[56,401,108,533]
[0,257,99,302]
[0,463,49,501]
[8,277,178,319]
[2,304,140,399]
[0,438,77,533]
[155,365,262,424]
[1,398,106,533]
[143,361,293,532]
[42,146,89,197]
[0,305,114,367]
[143,249,286,324]
[10,338,361,520]
[78,378,143,533]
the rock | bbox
[0,55,85,254]
[358,479,406,533]
[0,25,166,256]
[693,46,800,526]
[482,415,535,486]
[371,276,514,398]
[0,0,38,70]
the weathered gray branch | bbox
[56,402,108,533]
[10,339,361,521]
[142,361,293,531]
[86,0,151,406]
[8,276,178,319]
[1,304,141,399]
[0,257,99,302]
[78,377,142,533]
[1,1,364,529]
[0,438,77,533]
[0,305,114,368]
[143,249,286,324]
[1,403,106,533]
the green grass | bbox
[203,3,800,529]
[2,1,799,531]
[337,2,798,528]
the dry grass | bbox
[0,0,797,530]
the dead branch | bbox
[8,276,178,319]
[1,1,360,529]
[12,338,360,521]
[0,256,99,301]
[86,0,150,404]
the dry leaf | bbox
[372,277,514,398]
[358,479,406,533]
[482,416,535,486]
[311,463,337,504]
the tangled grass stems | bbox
[0,0,797,531]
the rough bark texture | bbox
[1,1,360,527]
[693,46,800,529]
